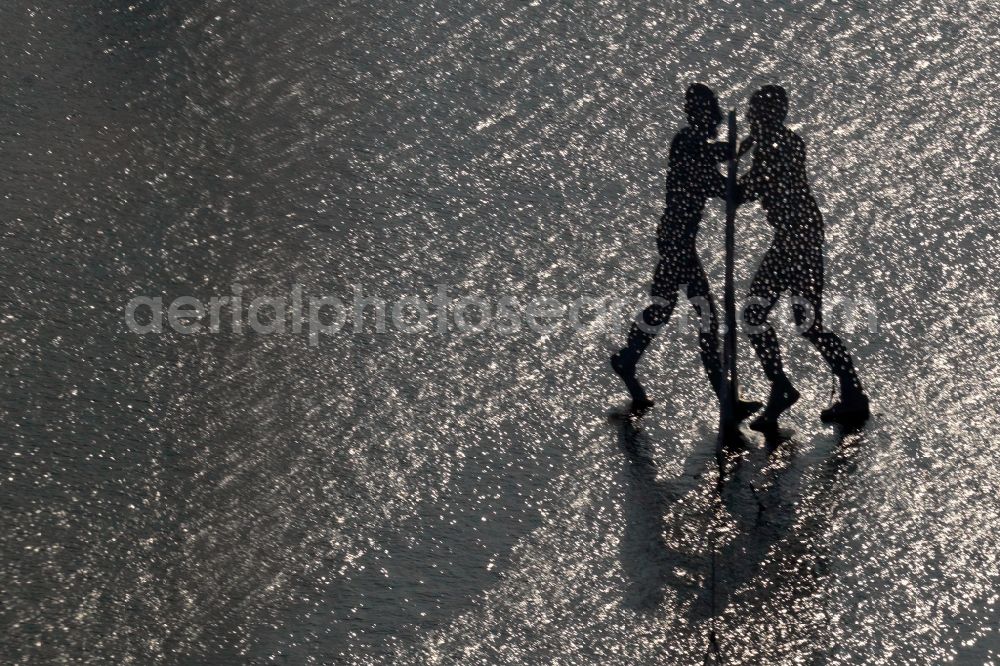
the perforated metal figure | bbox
[738,85,870,430]
[611,83,761,421]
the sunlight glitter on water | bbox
[2,0,999,664]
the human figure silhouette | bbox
[738,85,870,431]
[611,83,761,421]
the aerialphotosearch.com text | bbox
[124,284,880,346]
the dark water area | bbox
[2,1,999,663]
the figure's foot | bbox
[611,351,654,413]
[733,398,764,423]
[628,396,656,415]
[821,392,870,424]
[749,380,800,433]
[749,414,778,434]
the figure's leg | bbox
[791,295,863,393]
[611,259,679,409]
[617,259,679,367]
[686,263,762,422]
[791,280,870,422]
[745,250,788,385]
[684,264,723,392]
[745,250,800,428]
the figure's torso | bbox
[659,127,725,246]
[753,127,824,245]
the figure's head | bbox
[747,85,788,134]
[684,83,723,136]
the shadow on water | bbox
[612,414,867,632]
[613,415,718,610]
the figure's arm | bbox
[707,140,730,162]
[663,134,682,206]
[710,163,727,200]
[697,138,727,199]
[736,148,765,205]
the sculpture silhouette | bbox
[738,85,870,431]
[611,83,761,421]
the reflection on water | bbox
[614,415,868,661]
[615,415,712,612]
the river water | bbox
[2,0,999,663]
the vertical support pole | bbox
[722,109,739,429]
